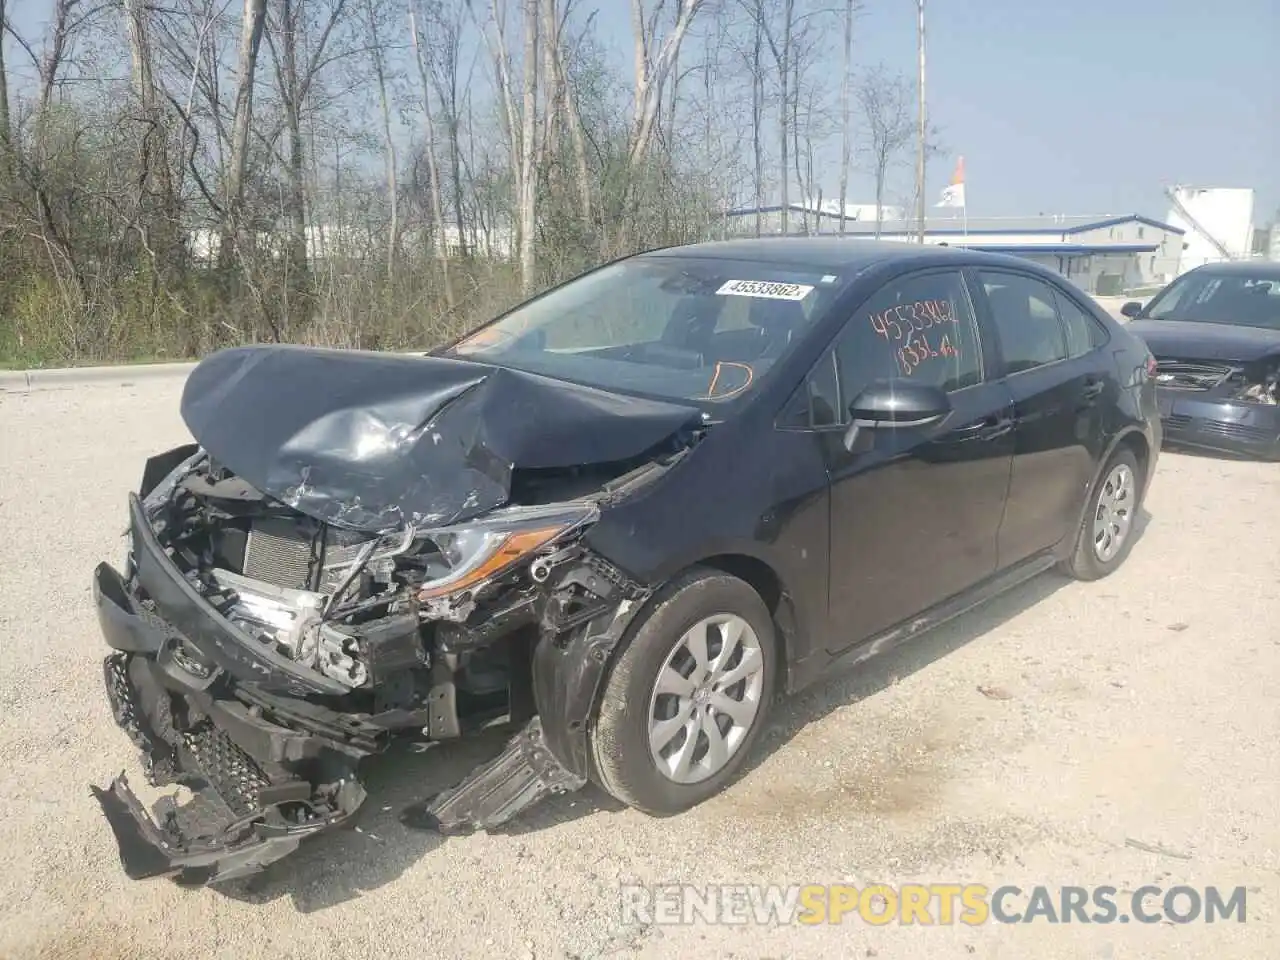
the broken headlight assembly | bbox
[1231,366,1279,405]
[408,501,600,604]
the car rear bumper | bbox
[1157,392,1280,459]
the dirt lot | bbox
[1,374,1276,960]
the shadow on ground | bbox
[212,509,1152,912]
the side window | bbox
[778,349,840,429]
[978,271,1068,374]
[834,270,983,408]
[1053,289,1110,357]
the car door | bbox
[812,267,1016,653]
[970,268,1116,567]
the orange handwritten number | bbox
[870,312,889,339]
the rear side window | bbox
[978,271,1068,374]
[1054,290,1110,357]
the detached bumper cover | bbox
[92,498,379,884]
[1158,392,1280,457]
[93,652,368,884]
[91,774,359,884]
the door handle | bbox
[1081,378,1105,400]
[951,414,1014,440]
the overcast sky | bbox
[6,0,1278,224]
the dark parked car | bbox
[1122,261,1280,459]
[92,239,1161,885]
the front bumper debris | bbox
[1158,392,1280,458]
[93,651,367,885]
[400,717,586,835]
[93,456,657,882]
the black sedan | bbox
[1122,261,1280,459]
[91,239,1161,884]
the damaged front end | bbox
[92,350,697,884]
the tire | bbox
[1060,445,1143,581]
[589,568,778,816]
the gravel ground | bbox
[1,375,1276,960]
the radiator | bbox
[242,518,371,592]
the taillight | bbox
[1145,355,1157,378]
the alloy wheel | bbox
[1093,462,1135,562]
[646,614,766,785]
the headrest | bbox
[749,297,806,331]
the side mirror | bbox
[1120,301,1143,319]
[843,380,951,452]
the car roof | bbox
[1184,260,1280,281]
[637,236,1020,273]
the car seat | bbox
[985,285,1052,373]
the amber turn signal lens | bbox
[416,526,564,600]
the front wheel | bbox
[589,568,777,815]
[1060,446,1143,581]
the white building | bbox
[725,209,1187,295]
[1163,186,1256,274]
[725,199,907,236]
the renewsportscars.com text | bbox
[620,883,1248,926]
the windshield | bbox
[441,255,849,403]
[1143,270,1280,330]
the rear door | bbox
[970,268,1116,566]
[815,267,1016,651]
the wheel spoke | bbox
[710,618,745,680]
[655,664,695,698]
[701,711,729,772]
[683,623,711,683]
[709,690,756,727]
[668,714,702,781]
[650,699,694,753]
[713,646,762,689]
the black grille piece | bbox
[104,653,179,787]
[1162,414,1275,444]
[181,723,271,818]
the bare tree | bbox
[742,3,764,236]
[0,0,15,183]
[410,2,454,305]
[765,0,794,233]
[856,64,914,238]
[837,0,856,233]
[627,0,703,170]
[419,0,472,256]
[365,0,399,276]
[0,0,927,368]
[223,0,268,265]
[550,2,591,226]
[517,0,537,288]
[37,0,83,114]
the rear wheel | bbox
[1060,446,1143,581]
[589,569,777,815]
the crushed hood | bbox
[180,345,704,533]
[1127,320,1280,363]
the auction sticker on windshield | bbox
[716,279,814,300]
